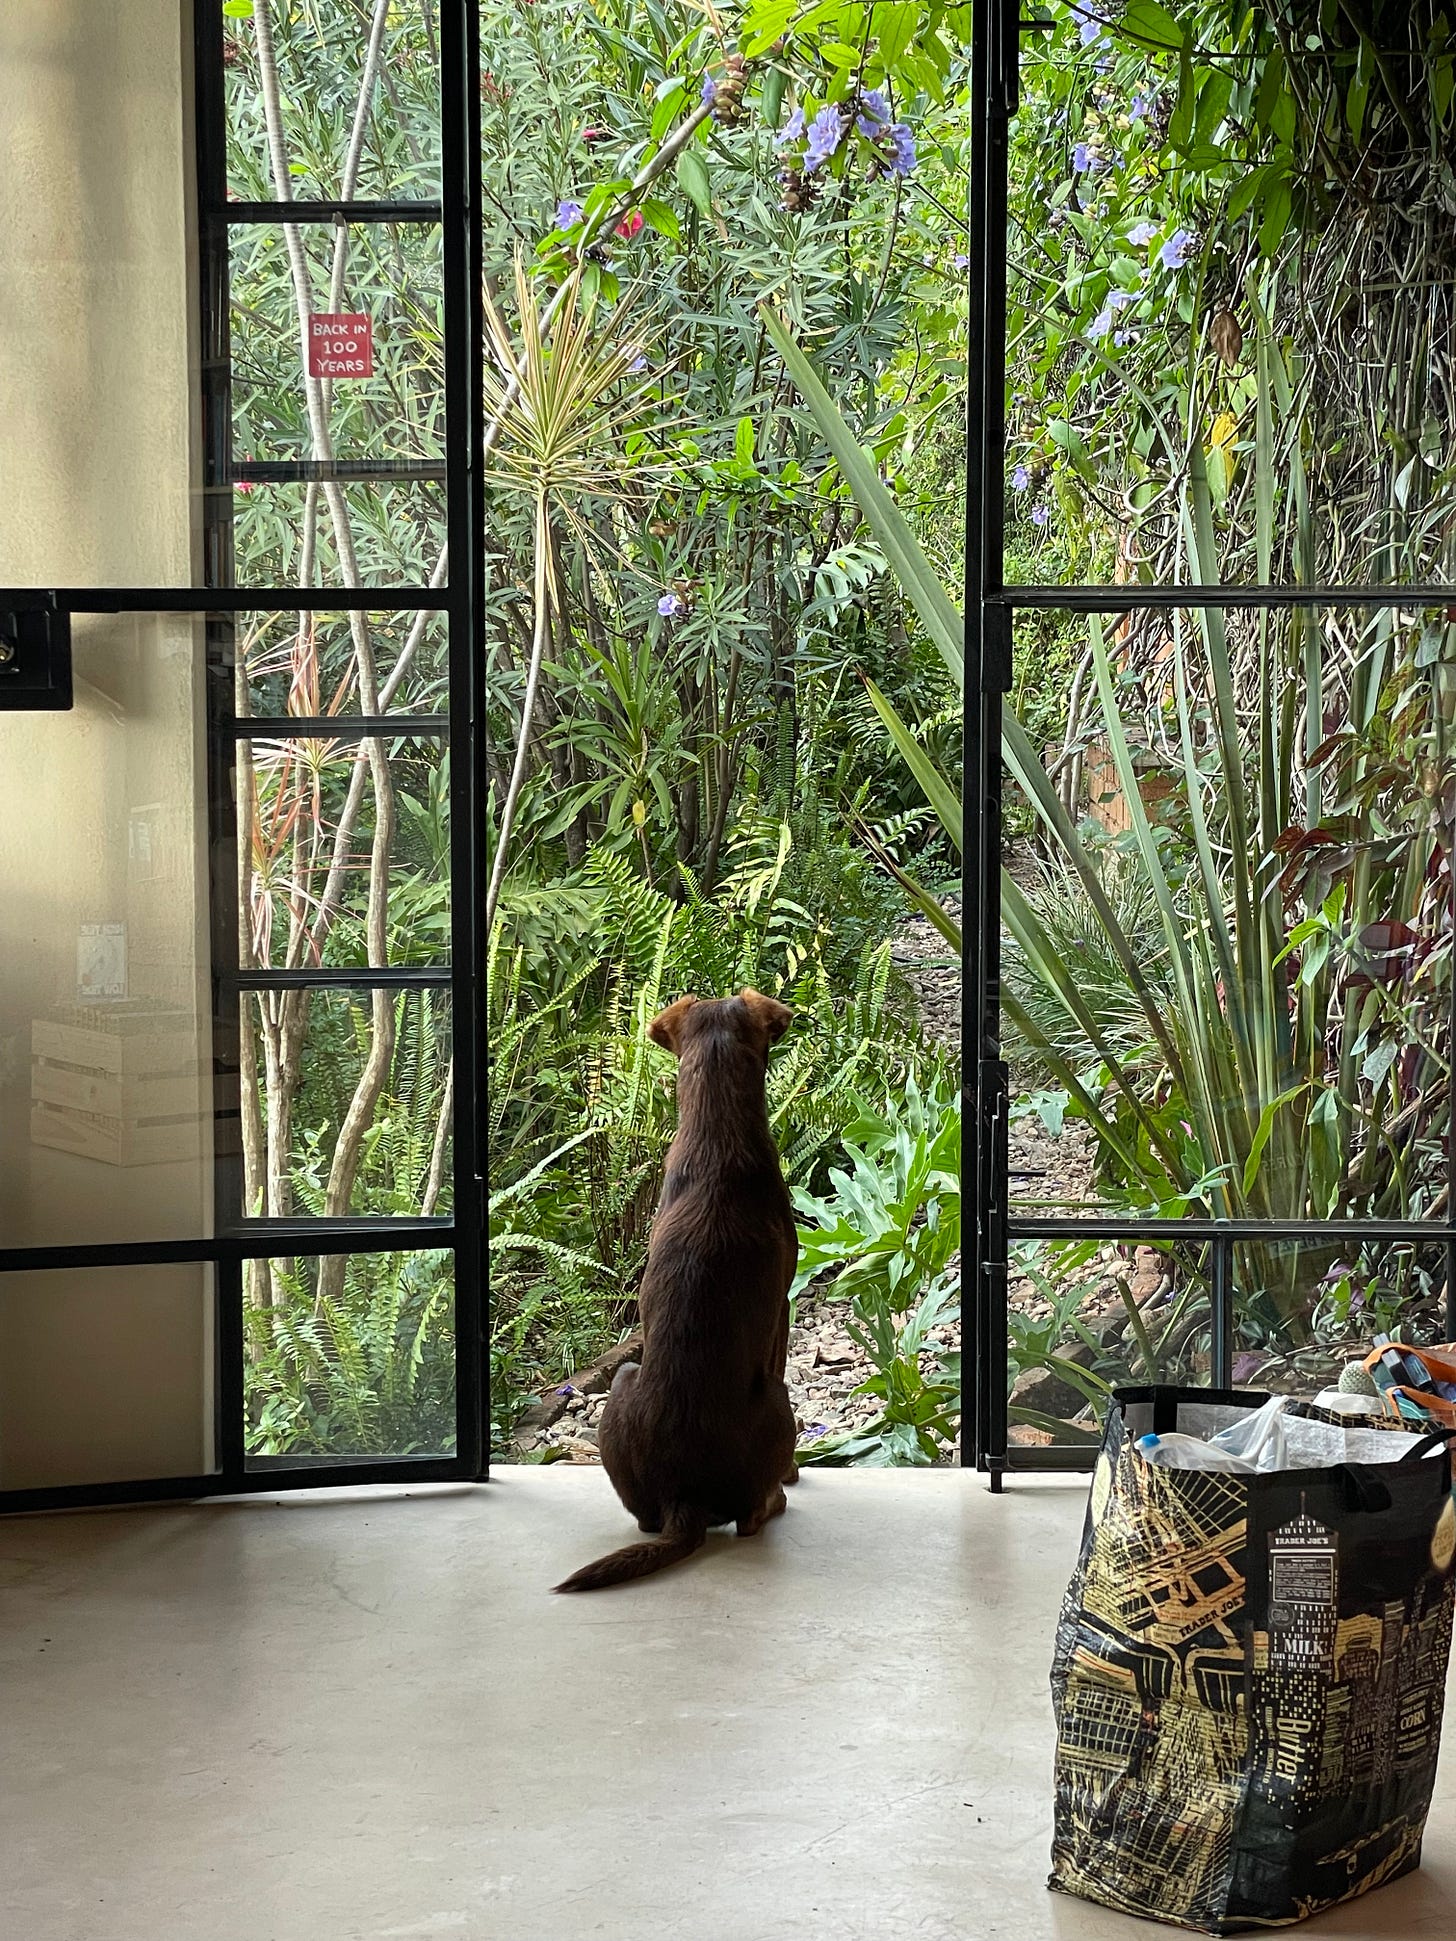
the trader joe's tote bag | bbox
[1048,1386,1456,1933]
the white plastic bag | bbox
[1137,1394,1291,1472]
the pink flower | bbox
[615,210,644,241]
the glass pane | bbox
[231,478,447,588]
[1007,5,1455,586]
[0,615,213,1247]
[1234,1238,1450,1400]
[224,2,443,201]
[1008,1238,1213,1451]
[239,734,449,968]
[240,609,449,717]
[0,6,197,585]
[243,988,452,1220]
[0,1265,215,1489]
[1005,606,1453,1223]
[229,223,444,469]
[244,1249,455,1461]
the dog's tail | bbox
[553,1506,709,1594]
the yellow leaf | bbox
[631,799,647,829]
[1206,411,1240,491]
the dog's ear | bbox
[741,987,792,1045]
[647,994,697,1054]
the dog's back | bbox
[554,991,798,1592]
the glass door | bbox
[0,1,483,1507]
[968,0,1456,1478]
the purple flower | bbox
[701,74,717,105]
[1087,305,1114,341]
[555,199,583,230]
[1031,503,1051,527]
[1072,142,1097,174]
[1011,463,1031,490]
[555,1384,575,1396]
[1112,328,1134,346]
[1107,287,1138,311]
[857,88,890,135]
[1074,7,1102,46]
[776,106,806,147]
[657,592,683,618]
[1128,219,1158,246]
[627,352,648,375]
[886,122,916,176]
[1160,227,1193,269]
[953,252,970,271]
[805,105,847,172]
[1130,92,1152,121]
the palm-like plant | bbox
[762,306,1452,1330]
[483,255,656,929]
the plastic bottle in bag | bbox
[1136,1432,1258,1472]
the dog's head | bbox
[648,988,793,1062]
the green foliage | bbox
[472,0,970,1455]
[791,1074,961,1464]
[769,280,1450,1372]
[246,1250,456,1457]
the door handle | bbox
[0,604,72,711]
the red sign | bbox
[307,312,374,378]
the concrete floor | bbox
[2,1470,1453,1941]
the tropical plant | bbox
[791,1074,962,1464]
[763,299,1451,1356]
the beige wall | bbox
[0,1,213,1487]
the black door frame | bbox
[0,0,486,1512]
[963,0,1456,1484]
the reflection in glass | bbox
[0,1265,215,1490]
[0,617,212,1249]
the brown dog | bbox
[553,989,799,1592]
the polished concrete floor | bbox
[3,1468,1453,1941]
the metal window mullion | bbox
[1211,1233,1234,1388]
[195,0,247,1487]
[232,458,447,483]
[230,714,449,738]
[0,1454,465,1518]
[0,1224,458,1276]
[0,589,448,613]
[218,199,444,223]
[1007,1217,1452,1242]
[998,584,1456,610]
[440,0,487,1482]
[965,0,1018,1479]
[229,968,452,991]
